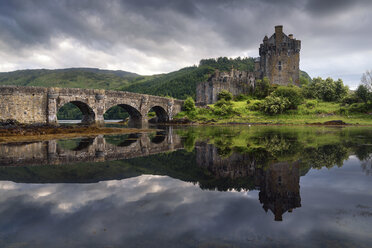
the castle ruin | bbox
[196,25,301,105]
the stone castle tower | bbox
[255,25,301,85]
[196,25,301,105]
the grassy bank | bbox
[175,99,372,125]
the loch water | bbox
[0,125,372,248]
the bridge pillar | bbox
[128,117,149,129]
[47,140,58,164]
[47,91,59,125]
[95,93,105,126]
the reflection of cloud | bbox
[0,181,18,190]
[0,161,371,247]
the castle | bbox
[196,25,301,105]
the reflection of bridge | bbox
[0,131,183,167]
[0,86,184,126]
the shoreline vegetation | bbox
[174,75,372,126]
[172,99,372,126]
[0,120,154,144]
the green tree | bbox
[183,97,196,112]
[254,77,271,99]
[218,90,233,101]
[261,95,290,115]
[272,86,303,109]
[302,77,348,102]
[356,85,369,103]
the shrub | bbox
[348,103,369,113]
[341,94,359,105]
[197,108,210,115]
[339,107,348,115]
[261,96,290,115]
[305,100,318,109]
[234,93,249,101]
[215,99,232,107]
[213,99,235,116]
[248,101,262,111]
[217,90,233,101]
[183,97,196,112]
[272,86,303,109]
[246,99,251,105]
[254,77,271,99]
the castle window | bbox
[278,61,282,71]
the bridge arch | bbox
[105,133,141,147]
[57,100,96,125]
[148,105,169,123]
[150,131,167,144]
[104,103,142,127]
[57,138,95,152]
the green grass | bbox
[176,99,372,125]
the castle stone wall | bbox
[196,69,255,105]
[257,25,301,85]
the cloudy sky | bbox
[0,0,371,88]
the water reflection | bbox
[0,126,372,247]
[1,126,371,221]
[0,129,183,166]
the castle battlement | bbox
[196,25,301,105]
[256,25,301,85]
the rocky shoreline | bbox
[166,117,352,126]
[0,119,154,144]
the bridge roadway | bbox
[0,86,184,126]
[0,131,183,167]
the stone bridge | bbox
[0,86,184,126]
[0,130,183,167]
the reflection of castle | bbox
[258,161,301,221]
[195,142,301,221]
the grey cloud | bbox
[0,0,371,85]
[305,0,370,15]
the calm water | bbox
[0,125,371,248]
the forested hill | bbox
[0,57,311,100]
[0,68,139,90]
[120,57,256,99]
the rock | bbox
[322,120,347,125]
[0,119,21,127]
[168,117,192,124]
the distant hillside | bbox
[121,57,256,99]
[0,68,140,90]
[300,70,312,82]
[0,58,311,100]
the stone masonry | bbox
[0,86,184,127]
[196,69,255,105]
[255,25,301,85]
[196,25,301,105]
